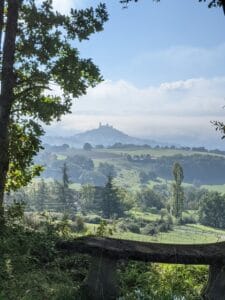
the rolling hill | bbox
[44,123,161,147]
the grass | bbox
[84,209,225,244]
[112,225,225,244]
[128,209,160,222]
[70,182,82,190]
[52,147,225,193]
[85,223,225,244]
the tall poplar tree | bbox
[0,0,108,226]
[172,162,184,220]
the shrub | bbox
[84,215,102,224]
[142,223,158,236]
[118,261,208,299]
[142,219,173,235]
[74,216,86,232]
[180,213,197,225]
[127,222,140,234]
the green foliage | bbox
[5,200,26,226]
[119,261,208,300]
[5,0,108,191]
[101,176,124,219]
[7,122,44,191]
[0,220,89,299]
[126,221,141,234]
[142,217,173,235]
[79,170,106,186]
[98,162,117,177]
[137,187,165,211]
[80,184,96,212]
[172,162,184,219]
[139,170,157,184]
[60,163,75,211]
[74,215,87,233]
[184,186,208,210]
[35,179,48,211]
[180,211,198,225]
[199,191,225,228]
[96,219,113,236]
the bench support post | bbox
[80,256,118,300]
[202,264,225,299]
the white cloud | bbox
[47,77,225,148]
[36,0,84,14]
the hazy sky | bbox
[45,0,225,148]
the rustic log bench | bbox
[57,237,225,299]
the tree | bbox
[0,0,108,224]
[83,142,93,151]
[80,184,96,212]
[199,191,225,228]
[137,187,164,210]
[36,179,48,211]
[101,176,123,219]
[120,0,225,13]
[172,162,184,219]
[98,162,117,178]
[61,163,74,211]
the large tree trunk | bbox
[0,0,20,227]
[0,0,5,55]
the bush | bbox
[199,192,225,228]
[74,216,86,232]
[127,222,140,234]
[142,219,173,235]
[84,215,102,224]
[142,223,158,236]
[157,219,172,232]
[180,213,198,225]
[118,261,208,299]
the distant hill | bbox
[44,123,161,147]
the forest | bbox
[1,0,225,299]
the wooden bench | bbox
[57,237,225,299]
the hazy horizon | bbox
[43,0,225,150]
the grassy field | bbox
[47,146,225,193]
[84,209,225,244]
[85,222,225,244]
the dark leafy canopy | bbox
[120,0,225,13]
[7,0,108,191]
[199,191,225,228]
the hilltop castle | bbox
[99,122,113,129]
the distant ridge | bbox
[44,123,161,147]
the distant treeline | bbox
[43,142,225,157]
[109,143,225,156]
[128,154,225,185]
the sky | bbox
[45,0,225,148]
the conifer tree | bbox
[101,176,123,219]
